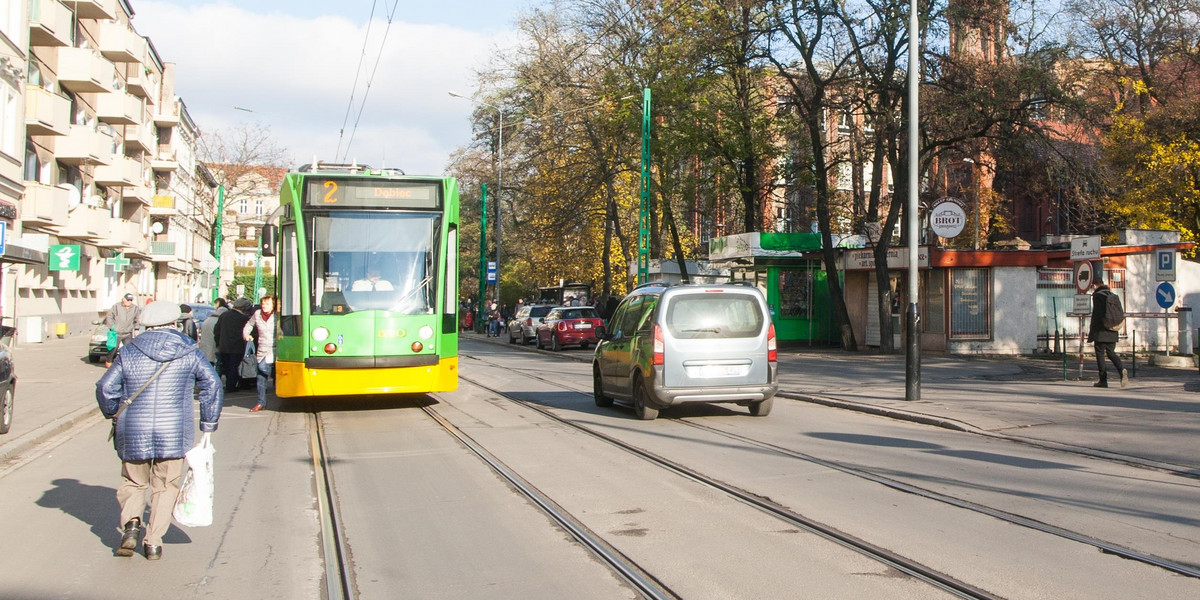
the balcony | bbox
[62,0,117,20]
[25,87,70,137]
[123,123,155,153]
[120,221,149,257]
[97,91,145,125]
[150,240,176,262]
[153,100,180,127]
[120,182,151,205]
[94,156,143,187]
[126,67,159,103]
[55,125,114,165]
[150,194,177,216]
[29,0,73,47]
[151,148,178,172]
[59,204,111,241]
[57,47,116,94]
[19,184,70,230]
[98,21,146,64]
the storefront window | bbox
[949,268,990,339]
[778,269,813,318]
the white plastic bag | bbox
[174,433,215,527]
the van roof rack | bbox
[633,280,673,290]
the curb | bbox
[777,392,985,434]
[0,404,100,463]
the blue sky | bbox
[133,1,535,174]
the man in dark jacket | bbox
[97,301,222,560]
[1087,278,1128,388]
[214,297,252,392]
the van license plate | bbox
[576,323,592,329]
[694,365,744,378]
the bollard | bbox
[1178,307,1192,355]
[1132,330,1137,378]
[1061,328,1068,380]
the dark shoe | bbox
[1120,369,1129,388]
[144,543,161,560]
[1094,381,1108,388]
[116,518,140,557]
[250,404,265,412]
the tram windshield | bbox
[309,212,441,315]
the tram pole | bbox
[478,184,488,334]
[212,185,224,303]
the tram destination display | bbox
[306,178,441,209]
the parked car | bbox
[592,282,777,420]
[535,307,605,351]
[507,304,556,345]
[88,321,111,363]
[184,303,216,330]
[0,324,16,434]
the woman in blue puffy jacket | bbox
[97,301,223,560]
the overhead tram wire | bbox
[334,0,380,161]
[340,0,402,163]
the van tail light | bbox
[767,324,777,363]
[652,324,664,365]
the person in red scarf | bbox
[241,295,276,412]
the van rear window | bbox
[664,294,764,339]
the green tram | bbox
[264,163,459,397]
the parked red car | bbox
[535,307,604,351]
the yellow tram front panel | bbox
[275,357,458,397]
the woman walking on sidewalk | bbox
[96,301,222,560]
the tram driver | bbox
[351,268,394,291]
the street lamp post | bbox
[449,91,503,308]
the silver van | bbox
[592,283,778,420]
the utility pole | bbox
[638,88,651,285]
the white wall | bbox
[949,266,1038,355]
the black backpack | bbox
[1101,291,1124,331]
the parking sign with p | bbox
[1155,249,1176,282]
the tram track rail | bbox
[463,349,1200,583]
[308,411,356,600]
[458,372,1001,600]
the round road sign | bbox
[1156,281,1176,309]
[1073,260,1093,294]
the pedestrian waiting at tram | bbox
[198,298,228,367]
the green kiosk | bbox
[708,232,836,345]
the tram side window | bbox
[279,225,301,336]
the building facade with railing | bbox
[5,0,216,340]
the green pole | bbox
[253,242,263,302]
[211,185,225,302]
[477,184,488,333]
[638,87,651,285]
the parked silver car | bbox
[507,304,556,345]
[592,283,777,420]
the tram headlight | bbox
[324,343,337,354]
[313,327,330,342]
[418,326,434,339]
[411,341,423,352]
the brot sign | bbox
[930,198,966,239]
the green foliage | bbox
[225,271,276,301]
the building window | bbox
[239,198,249,214]
[949,268,990,339]
[0,80,17,158]
[255,197,264,215]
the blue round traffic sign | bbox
[1156,281,1176,309]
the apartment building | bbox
[9,0,216,341]
[211,164,284,298]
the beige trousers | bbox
[117,458,184,546]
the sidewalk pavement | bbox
[6,332,1198,478]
